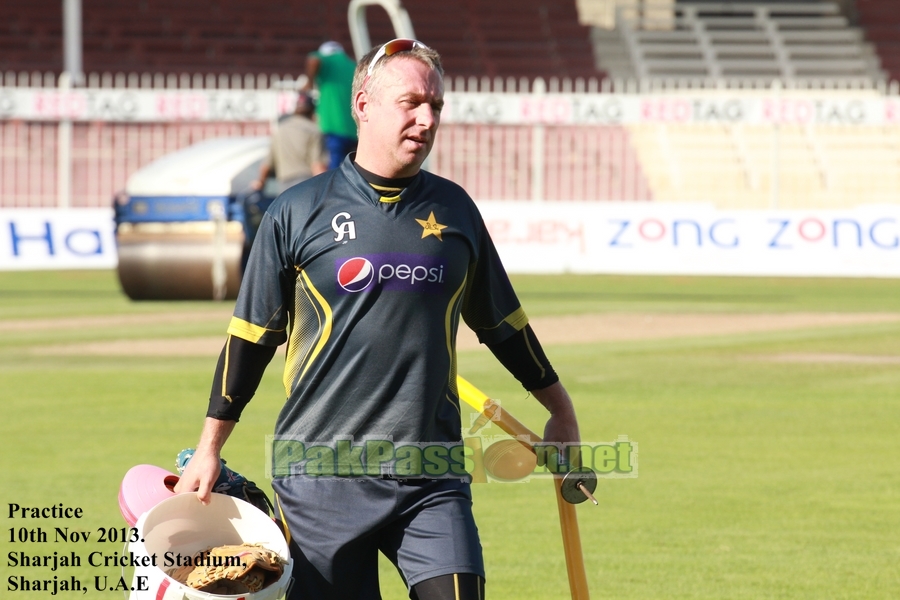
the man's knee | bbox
[410,573,484,600]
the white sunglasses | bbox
[364,38,431,86]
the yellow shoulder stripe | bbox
[227,317,279,343]
[504,307,529,331]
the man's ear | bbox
[353,89,369,124]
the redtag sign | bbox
[1,87,895,125]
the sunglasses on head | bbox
[365,38,431,80]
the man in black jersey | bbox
[175,39,581,600]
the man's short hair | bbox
[350,41,444,128]
[295,91,315,116]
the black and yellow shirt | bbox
[227,156,528,444]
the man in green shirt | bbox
[304,41,358,169]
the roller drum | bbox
[116,221,245,300]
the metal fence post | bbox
[770,79,781,209]
[57,72,73,209]
[531,77,546,202]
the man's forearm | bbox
[197,416,237,455]
[207,336,276,421]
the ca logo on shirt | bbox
[332,212,357,242]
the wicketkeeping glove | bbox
[169,543,287,594]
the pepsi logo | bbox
[337,257,375,292]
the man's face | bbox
[357,56,444,178]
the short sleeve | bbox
[460,221,528,345]
[227,210,293,346]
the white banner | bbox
[3,86,900,126]
[479,202,900,277]
[0,88,296,122]
[2,205,898,278]
[443,93,898,126]
[0,209,117,270]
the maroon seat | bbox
[856,0,900,80]
[3,0,602,81]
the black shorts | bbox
[273,476,485,600]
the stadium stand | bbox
[567,0,900,209]
[431,123,653,201]
[627,114,900,209]
[3,0,899,209]
[855,0,900,82]
[580,0,883,83]
[0,0,600,81]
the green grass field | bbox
[2,270,900,599]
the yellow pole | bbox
[457,376,590,600]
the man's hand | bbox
[173,417,235,504]
[530,381,581,468]
[173,446,221,504]
[532,381,580,446]
[542,407,580,447]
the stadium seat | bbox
[2,0,600,81]
[624,112,900,209]
[856,0,900,81]
[612,1,884,82]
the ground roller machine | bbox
[114,137,277,300]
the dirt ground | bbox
[7,309,234,333]
[22,311,900,358]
